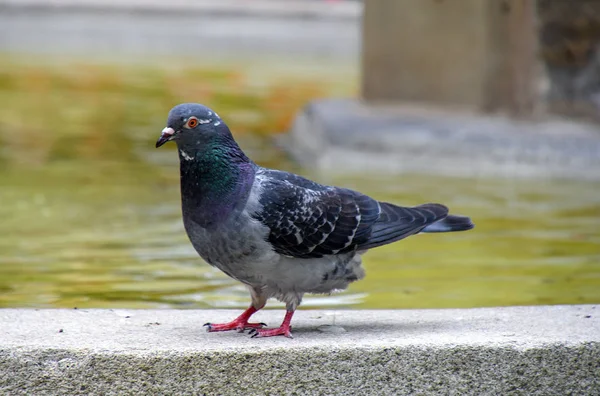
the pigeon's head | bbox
[155,103,225,148]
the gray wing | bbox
[252,169,449,258]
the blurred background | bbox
[0,0,598,310]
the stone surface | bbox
[285,99,600,180]
[1,306,599,395]
[0,0,361,19]
[361,0,539,114]
[0,0,360,61]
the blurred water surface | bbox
[2,155,599,309]
[1,57,599,309]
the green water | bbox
[1,141,599,310]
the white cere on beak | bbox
[162,127,175,136]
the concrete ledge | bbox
[1,306,599,394]
[285,99,600,180]
[0,0,359,61]
[0,0,361,20]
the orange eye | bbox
[186,118,198,128]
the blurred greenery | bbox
[0,57,345,166]
[0,56,599,310]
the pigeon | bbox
[156,103,474,338]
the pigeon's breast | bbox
[183,211,277,285]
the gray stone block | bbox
[1,306,599,395]
[0,0,360,61]
[284,99,600,180]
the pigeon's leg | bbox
[204,287,267,333]
[249,299,298,339]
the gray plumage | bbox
[156,103,474,338]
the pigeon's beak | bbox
[155,127,176,148]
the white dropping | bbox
[214,121,221,126]
[318,325,346,334]
[198,119,211,124]
[180,150,193,161]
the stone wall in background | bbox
[538,0,600,122]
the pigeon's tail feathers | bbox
[422,214,474,233]
[358,203,448,250]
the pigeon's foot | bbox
[204,320,266,333]
[249,325,293,338]
[249,310,295,339]
[203,306,265,333]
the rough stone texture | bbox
[1,306,599,395]
[285,99,600,180]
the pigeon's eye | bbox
[186,117,199,128]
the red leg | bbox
[204,306,266,333]
[249,310,294,339]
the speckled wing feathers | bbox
[252,169,449,258]
[255,172,378,258]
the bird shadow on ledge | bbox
[289,319,461,337]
